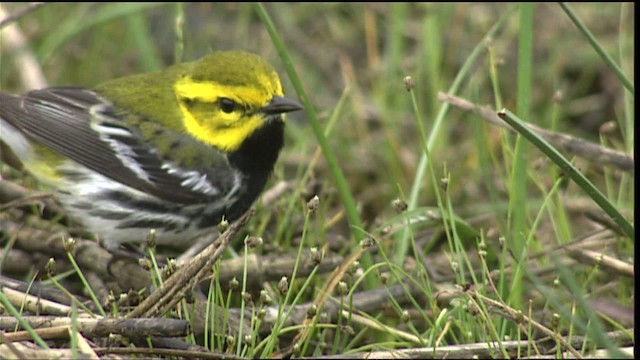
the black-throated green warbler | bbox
[0,50,302,253]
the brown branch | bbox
[0,316,189,339]
[127,208,253,319]
[565,247,634,278]
[205,250,344,291]
[94,346,244,360]
[254,279,429,336]
[280,241,374,357]
[0,342,84,360]
[0,285,78,317]
[308,339,528,359]
[0,178,67,223]
[0,3,48,89]
[1,211,342,294]
[306,334,633,359]
[438,92,635,173]
[470,290,584,359]
[0,2,46,29]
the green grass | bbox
[0,2,634,358]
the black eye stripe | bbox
[219,98,236,113]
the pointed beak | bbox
[262,96,303,115]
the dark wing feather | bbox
[0,87,234,204]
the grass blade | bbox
[559,2,634,95]
[254,3,371,282]
[395,5,516,264]
[498,108,634,240]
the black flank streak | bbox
[98,190,180,214]
[118,218,180,231]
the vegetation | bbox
[1,3,634,358]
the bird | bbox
[0,50,303,254]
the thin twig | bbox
[0,2,45,30]
[0,317,189,340]
[565,247,634,278]
[438,92,635,173]
[0,3,48,89]
[94,346,244,360]
[127,208,253,318]
[471,290,584,359]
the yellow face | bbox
[174,68,284,153]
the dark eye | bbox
[219,98,236,113]
[182,97,195,107]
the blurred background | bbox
[0,2,634,356]
[1,3,632,217]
